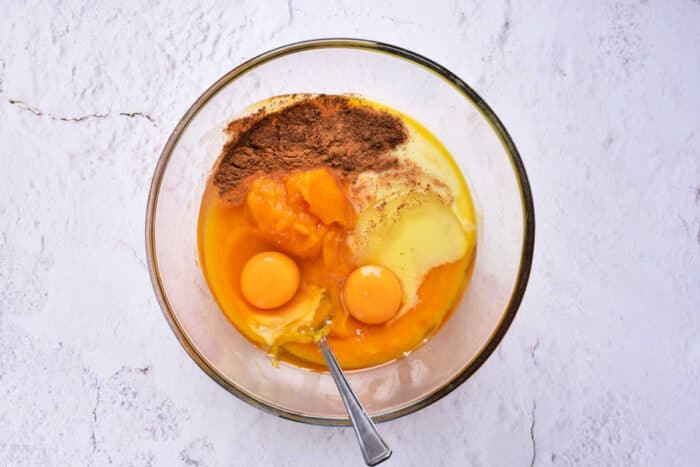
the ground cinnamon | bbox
[213,94,408,203]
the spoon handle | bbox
[318,336,392,466]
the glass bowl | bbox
[146,39,534,425]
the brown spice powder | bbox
[213,94,408,202]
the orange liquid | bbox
[198,177,474,370]
[198,96,477,370]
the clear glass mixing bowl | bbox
[146,39,534,425]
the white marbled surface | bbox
[1,1,699,466]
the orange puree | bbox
[198,166,473,369]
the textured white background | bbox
[1,1,699,466]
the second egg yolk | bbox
[343,265,402,325]
[241,251,300,309]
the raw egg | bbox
[349,191,470,319]
[343,265,402,325]
[241,251,300,309]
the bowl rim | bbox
[145,38,535,426]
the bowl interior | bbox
[148,40,533,424]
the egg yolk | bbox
[343,265,402,325]
[241,251,300,309]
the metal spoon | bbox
[318,335,392,466]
